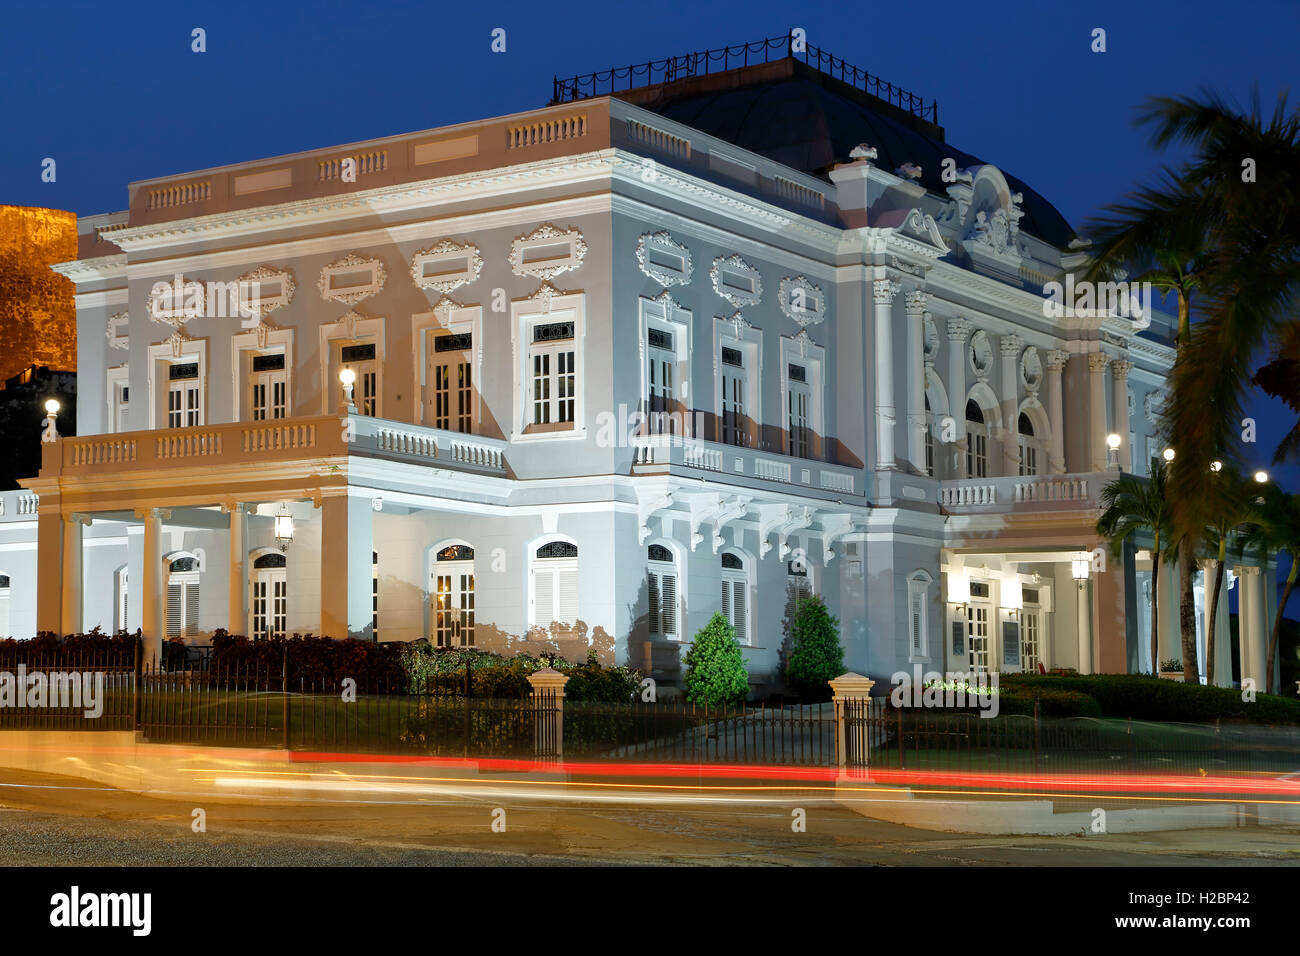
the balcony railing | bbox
[938,473,1102,512]
[0,490,39,522]
[49,414,508,480]
[632,435,859,497]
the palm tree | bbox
[1085,90,1300,683]
[1098,459,1172,675]
[1202,465,1261,686]
[1239,485,1300,694]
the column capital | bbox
[133,507,172,521]
[947,316,972,342]
[65,512,92,527]
[999,333,1023,357]
[903,289,929,314]
[1087,352,1111,374]
[1045,348,1070,371]
[219,500,249,515]
[1110,358,1134,379]
[873,278,900,305]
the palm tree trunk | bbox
[1150,547,1161,675]
[1206,556,1226,686]
[1266,558,1298,695]
[1179,538,1199,683]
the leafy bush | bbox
[783,596,843,702]
[210,631,406,689]
[682,613,749,706]
[1001,672,1300,725]
[996,685,1103,718]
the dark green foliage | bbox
[682,612,749,706]
[783,596,843,702]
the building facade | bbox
[1,47,1276,690]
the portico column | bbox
[1044,350,1068,475]
[1110,359,1133,471]
[904,291,929,472]
[947,317,971,477]
[1076,578,1093,675]
[61,513,89,635]
[1087,353,1110,472]
[1236,565,1266,690]
[873,279,900,470]
[999,334,1023,474]
[320,492,374,640]
[136,508,169,662]
[226,502,248,635]
[35,503,63,636]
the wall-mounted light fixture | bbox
[274,505,294,553]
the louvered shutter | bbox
[557,567,579,627]
[185,581,200,635]
[732,582,747,644]
[910,591,923,654]
[721,580,732,627]
[166,583,183,637]
[660,573,677,636]
[534,568,554,629]
[647,571,661,635]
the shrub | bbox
[783,596,843,702]
[996,685,1103,718]
[682,612,749,706]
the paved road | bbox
[1,767,1299,866]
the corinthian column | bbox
[1087,353,1110,472]
[904,290,929,472]
[947,317,971,477]
[873,279,900,470]
[1000,334,1023,474]
[1045,350,1068,474]
[1110,359,1133,471]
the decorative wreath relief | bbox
[410,239,483,293]
[1020,347,1043,394]
[922,313,939,363]
[238,264,295,321]
[106,312,129,350]
[968,330,993,379]
[146,275,206,326]
[635,231,693,288]
[710,254,762,309]
[509,223,587,280]
[318,252,387,305]
[777,275,826,327]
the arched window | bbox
[965,399,989,478]
[165,554,201,639]
[1017,412,1041,476]
[531,540,578,636]
[250,551,286,641]
[720,551,749,645]
[647,544,678,639]
[432,545,475,647]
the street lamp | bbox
[338,367,357,414]
[1210,460,1223,473]
[1106,433,1121,469]
[41,399,60,443]
[1071,556,1091,589]
[274,505,294,553]
[1163,447,1176,462]
[1072,553,1093,675]
[1255,470,1269,484]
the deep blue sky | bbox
[3,0,1299,613]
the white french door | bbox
[432,561,475,647]
[428,335,473,433]
[251,569,287,641]
[966,600,992,672]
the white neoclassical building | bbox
[0,40,1276,690]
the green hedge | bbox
[1000,673,1300,725]
[996,685,1103,718]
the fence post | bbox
[281,643,290,752]
[527,668,569,760]
[133,634,143,732]
[828,672,876,769]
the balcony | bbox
[631,435,861,500]
[47,413,509,481]
[0,489,39,523]
[938,473,1104,514]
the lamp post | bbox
[1106,432,1122,470]
[1072,554,1092,675]
[339,367,357,415]
[41,399,60,443]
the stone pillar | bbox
[527,667,569,759]
[1236,565,1266,690]
[999,334,1023,474]
[137,507,168,662]
[947,317,971,478]
[873,279,899,470]
[1110,359,1133,471]
[36,503,63,636]
[60,513,89,635]
[829,672,876,768]
[904,291,928,472]
[320,493,374,640]
[1087,353,1110,472]
[226,503,248,635]
[1045,350,1068,475]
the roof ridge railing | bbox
[550,33,938,125]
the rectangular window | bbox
[529,324,576,428]
[721,575,748,644]
[165,579,200,638]
[250,353,287,421]
[647,568,678,638]
[532,563,579,634]
[646,327,675,431]
[1021,609,1041,673]
[721,348,747,447]
[115,383,130,433]
[339,342,378,417]
[787,363,810,458]
[967,430,988,478]
[167,362,201,428]
[430,333,473,433]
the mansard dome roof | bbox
[592,53,1076,248]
